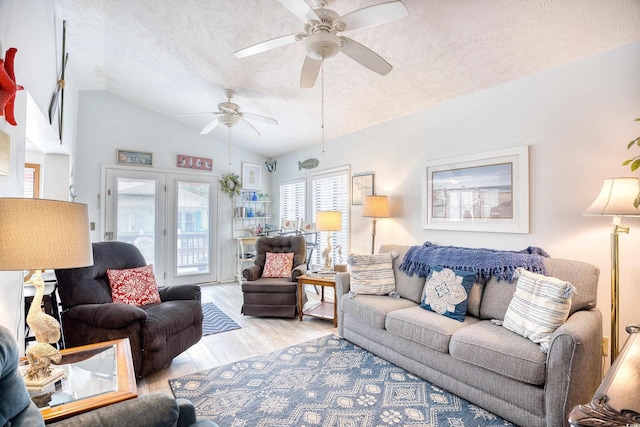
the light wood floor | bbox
[136,282,335,397]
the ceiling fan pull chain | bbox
[321,59,325,154]
[228,128,232,166]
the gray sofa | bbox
[336,244,603,427]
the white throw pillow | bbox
[348,252,397,296]
[502,268,576,352]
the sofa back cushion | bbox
[480,257,599,320]
[379,245,485,317]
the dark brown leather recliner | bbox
[241,235,307,318]
[54,241,203,378]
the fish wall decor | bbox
[298,158,319,170]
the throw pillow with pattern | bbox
[262,252,294,278]
[107,264,161,307]
[348,252,397,296]
[420,266,475,322]
[501,267,576,352]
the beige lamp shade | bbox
[0,198,93,270]
[583,178,640,217]
[362,195,390,218]
[316,210,342,231]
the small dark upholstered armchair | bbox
[241,235,307,318]
[55,241,203,378]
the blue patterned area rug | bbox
[201,302,241,336]
[170,334,514,426]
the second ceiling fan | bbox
[235,0,409,88]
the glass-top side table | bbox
[20,338,137,423]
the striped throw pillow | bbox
[348,252,397,296]
[502,267,576,352]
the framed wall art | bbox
[422,146,529,233]
[352,173,374,205]
[242,162,262,190]
[177,154,212,171]
[117,149,153,166]
[0,130,9,176]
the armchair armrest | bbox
[292,264,307,281]
[335,272,351,297]
[66,303,147,329]
[159,285,201,302]
[243,265,261,281]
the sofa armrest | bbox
[159,285,201,302]
[335,272,351,296]
[545,308,602,427]
[243,265,261,281]
[66,303,147,329]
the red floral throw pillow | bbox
[262,252,294,278]
[107,264,161,307]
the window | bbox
[279,178,305,225]
[24,163,40,198]
[311,167,349,268]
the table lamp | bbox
[316,210,342,271]
[583,177,640,362]
[0,198,93,385]
[362,195,390,254]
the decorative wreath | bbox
[220,173,242,198]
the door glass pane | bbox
[115,178,157,265]
[177,181,210,275]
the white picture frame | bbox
[242,162,262,190]
[352,173,374,205]
[422,146,529,233]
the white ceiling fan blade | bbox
[340,37,392,75]
[276,0,319,23]
[234,33,301,58]
[200,117,220,135]
[243,112,278,126]
[339,1,409,32]
[239,117,261,136]
[300,56,322,88]
[175,112,219,117]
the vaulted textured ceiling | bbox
[55,0,640,157]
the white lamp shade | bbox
[316,211,342,231]
[583,178,640,217]
[362,195,390,218]
[0,198,94,270]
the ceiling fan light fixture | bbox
[304,31,341,60]
[219,114,239,128]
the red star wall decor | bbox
[0,48,24,126]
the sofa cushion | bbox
[348,253,397,296]
[420,266,475,322]
[502,268,576,352]
[262,252,294,278]
[386,306,479,353]
[450,320,547,385]
[341,294,416,329]
[107,264,161,307]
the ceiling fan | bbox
[178,88,278,135]
[234,0,409,88]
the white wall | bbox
[272,41,640,367]
[0,0,74,342]
[74,91,269,281]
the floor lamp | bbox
[316,211,342,271]
[0,198,93,385]
[362,195,390,255]
[584,177,640,362]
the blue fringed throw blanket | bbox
[399,242,549,283]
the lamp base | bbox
[19,365,66,392]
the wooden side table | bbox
[297,274,337,327]
[568,323,640,426]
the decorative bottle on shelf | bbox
[251,192,258,201]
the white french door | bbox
[104,167,218,285]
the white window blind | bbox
[279,178,305,226]
[23,163,40,198]
[311,168,349,268]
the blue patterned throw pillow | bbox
[420,266,475,322]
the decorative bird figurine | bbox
[0,48,24,126]
[24,271,62,381]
